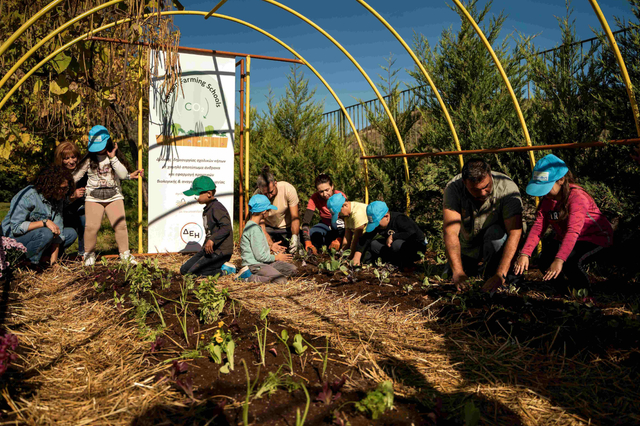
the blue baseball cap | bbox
[526,154,569,197]
[88,125,111,153]
[365,201,389,232]
[248,194,277,213]
[327,193,346,228]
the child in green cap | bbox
[180,176,233,277]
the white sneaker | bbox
[83,252,96,267]
[120,250,138,265]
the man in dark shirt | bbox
[352,201,426,269]
[180,176,233,277]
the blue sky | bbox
[172,0,636,116]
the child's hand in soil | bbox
[513,254,529,275]
[543,258,564,281]
[275,252,293,262]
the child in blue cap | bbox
[514,154,613,287]
[352,201,426,269]
[180,176,234,277]
[73,125,143,266]
[326,193,368,257]
[239,195,298,283]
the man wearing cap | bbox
[352,201,426,268]
[443,157,523,291]
[179,176,233,277]
[327,194,368,257]
[239,194,298,283]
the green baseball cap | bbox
[183,176,216,196]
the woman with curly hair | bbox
[1,166,78,266]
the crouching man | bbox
[443,157,523,292]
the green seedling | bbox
[206,324,235,373]
[295,382,310,426]
[354,381,394,420]
[373,268,390,285]
[255,309,270,366]
[149,291,166,328]
[303,336,330,378]
[293,333,307,355]
[194,275,227,324]
[175,305,190,346]
[277,329,294,374]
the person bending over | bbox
[254,166,300,254]
[514,154,613,288]
[352,201,426,269]
[326,193,368,257]
[443,157,523,292]
[301,174,347,254]
[239,195,298,284]
[1,166,77,266]
[180,176,233,277]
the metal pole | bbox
[588,0,640,137]
[360,138,640,160]
[238,59,245,238]
[245,55,251,208]
[355,0,464,170]
[138,47,144,254]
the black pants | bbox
[265,226,292,244]
[180,251,232,277]
[538,238,602,288]
[362,238,426,268]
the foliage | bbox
[292,333,307,355]
[245,66,363,209]
[194,275,228,324]
[354,381,394,420]
[205,321,235,373]
[318,249,351,274]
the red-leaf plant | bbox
[316,376,346,405]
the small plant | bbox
[175,305,190,346]
[303,336,330,378]
[181,348,203,359]
[99,256,109,267]
[296,382,311,426]
[316,376,346,405]
[178,275,196,312]
[93,280,107,293]
[277,329,294,374]
[318,249,351,275]
[205,322,235,373]
[128,264,154,295]
[292,333,307,355]
[255,308,270,366]
[354,381,394,420]
[194,275,228,324]
[113,291,125,309]
[373,268,390,285]
[149,292,166,328]
[254,367,286,399]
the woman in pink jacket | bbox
[514,154,613,287]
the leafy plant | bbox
[205,322,235,373]
[194,275,228,324]
[149,291,166,328]
[373,268,390,285]
[316,376,346,405]
[354,381,394,420]
[293,333,307,355]
[113,291,125,309]
[318,249,351,275]
[255,309,270,366]
[175,305,190,346]
[303,336,330,378]
[178,275,196,312]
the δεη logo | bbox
[180,222,204,245]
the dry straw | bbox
[2,253,639,425]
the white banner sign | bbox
[148,51,235,253]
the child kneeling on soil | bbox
[514,154,613,287]
[326,193,368,258]
[180,176,233,277]
[352,201,427,269]
[240,195,298,283]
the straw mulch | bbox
[2,254,639,425]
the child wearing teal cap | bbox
[326,193,368,257]
[180,176,233,277]
[239,194,298,283]
[514,155,613,287]
[352,201,426,269]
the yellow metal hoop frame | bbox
[263,0,407,208]
[588,0,640,137]
[356,0,464,170]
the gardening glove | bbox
[288,234,300,254]
[329,238,341,251]
[304,240,317,255]
[302,225,311,242]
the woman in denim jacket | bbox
[1,167,78,266]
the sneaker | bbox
[120,250,138,265]
[221,262,237,276]
[235,265,252,281]
[83,252,96,267]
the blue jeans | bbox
[309,223,344,250]
[15,227,78,264]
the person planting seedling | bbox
[301,174,348,254]
[326,193,368,258]
[179,176,234,277]
[510,154,613,290]
[238,194,298,283]
[351,201,426,270]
